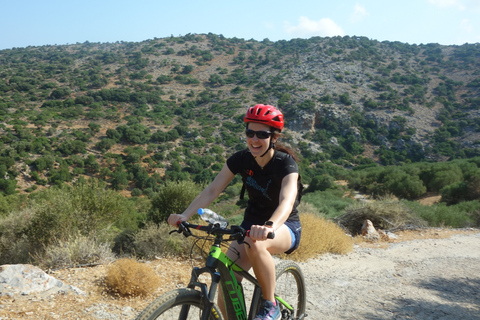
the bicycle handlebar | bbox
[175,221,275,240]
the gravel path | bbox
[298,231,480,319]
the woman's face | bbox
[246,122,275,157]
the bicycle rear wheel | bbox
[275,260,307,320]
[135,288,223,320]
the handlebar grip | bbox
[246,230,275,239]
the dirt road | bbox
[298,231,480,319]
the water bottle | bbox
[197,208,229,228]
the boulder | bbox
[0,264,85,297]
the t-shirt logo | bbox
[246,176,272,200]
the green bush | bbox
[0,178,144,265]
[382,168,426,200]
[0,193,27,218]
[26,179,139,243]
[147,180,202,224]
[302,189,355,218]
[0,207,36,264]
[305,174,335,193]
[404,200,477,228]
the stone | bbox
[361,219,380,242]
[0,264,85,296]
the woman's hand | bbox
[248,224,275,241]
[167,214,188,227]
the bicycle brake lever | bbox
[174,221,193,237]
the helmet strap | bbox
[259,140,275,158]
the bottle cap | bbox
[197,208,205,215]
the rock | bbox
[378,230,391,241]
[0,264,85,297]
[361,219,380,242]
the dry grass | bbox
[104,258,161,297]
[133,222,193,259]
[35,234,115,269]
[279,213,354,262]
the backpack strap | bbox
[240,182,246,200]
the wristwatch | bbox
[264,220,274,227]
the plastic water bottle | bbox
[197,208,229,228]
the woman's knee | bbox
[247,225,292,255]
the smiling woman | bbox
[167,104,303,320]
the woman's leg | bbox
[244,224,292,302]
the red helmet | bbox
[244,104,284,131]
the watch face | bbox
[265,220,274,226]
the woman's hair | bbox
[271,129,300,163]
[245,122,300,162]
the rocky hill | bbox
[0,34,480,194]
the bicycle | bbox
[135,218,307,320]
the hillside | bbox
[1,34,480,195]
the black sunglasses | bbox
[245,129,272,139]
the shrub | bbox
[0,207,35,264]
[404,200,476,228]
[305,174,335,193]
[131,188,143,197]
[112,230,136,256]
[302,189,355,218]
[104,258,160,297]
[147,180,202,224]
[35,234,115,269]
[0,193,26,218]
[297,201,321,216]
[335,195,427,235]
[133,222,192,258]
[26,179,139,243]
[279,213,353,261]
[0,179,141,265]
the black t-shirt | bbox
[226,149,301,224]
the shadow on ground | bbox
[358,277,480,319]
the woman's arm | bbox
[267,172,299,230]
[167,163,235,226]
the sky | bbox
[1,0,480,50]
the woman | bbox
[168,104,302,320]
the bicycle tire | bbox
[135,288,223,320]
[274,260,307,320]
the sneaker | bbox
[253,299,281,320]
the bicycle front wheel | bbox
[275,260,307,320]
[135,288,223,320]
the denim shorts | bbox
[240,219,302,255]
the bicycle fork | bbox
[182,266,222,320]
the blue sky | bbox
[2,0,480,50]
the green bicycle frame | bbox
[184,235,294,320]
